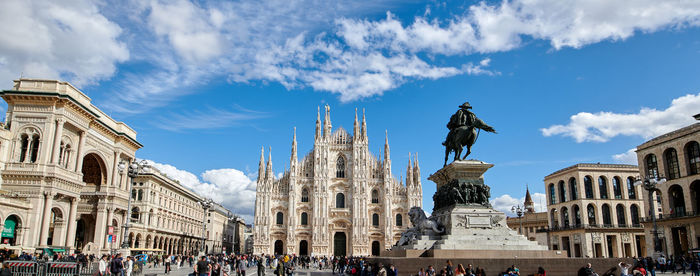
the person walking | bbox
[257,256,266,276]
[110,254,124,276]
[619,262,631,276]
[98,255,108,276]
[125,256,134,276]
[239,257,248,276]
[195,256,212,276]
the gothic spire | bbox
[323,104,332,137]
[265,147,273,179]
[353,108,359,138]
[384,130,390,161]
[361,108,367,141]
[290,127,297,165]
[406,153,414,187]
[315,106,321,141]
[258,146,265,183]
[413,152,421,186]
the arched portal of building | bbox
[371,241,380,256]
[299,240,308,256]
[333,232,346,257]
[273,240,284,255]
[1,215,22,245]
[82,153,106,187]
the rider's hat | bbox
[459,102,472,109]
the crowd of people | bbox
[2,247,700,276]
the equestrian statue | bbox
[443,102,496,166]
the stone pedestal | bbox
[387,160,558,258]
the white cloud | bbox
[0,0,128,86]
[541,93,700,142]
[613,148,638,165]
[155,105,268,131]
[491,192,547,217]
[147,160,257,223]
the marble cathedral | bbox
[253,105,423,257]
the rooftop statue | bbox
[443,102,496,167]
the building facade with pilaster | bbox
[635,114,700,257]
[253,105,422,257]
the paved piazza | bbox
[141,265,335,276]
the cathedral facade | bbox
[253,105,422,257]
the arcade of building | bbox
[0,79,245,255]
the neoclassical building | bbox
[544,163,645,258]
[635,114,700,257]
[0,79,141,254]
[0,79,239,255]
[253,106,422,257]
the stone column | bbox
[51,119,65,164]
[94,203,108,251]
[39,192,54,246]
[104,207,114,249]
[111,150,122,187]
[65,197,78,249]
[74,131,86,173]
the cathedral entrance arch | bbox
[2,215,21,245]
[371,241,380,256]
[274,240,284,255]
[299,240,308,256]
[333,232,346,257]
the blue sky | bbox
[2,0,700,222]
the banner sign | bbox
[108,226,114,235]
[1,219,16,238]
[107,235,113,243]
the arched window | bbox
[569,177,578,200]
[301,188,309,202]
[548,184,556,204]
[335,193,345,208]
[561,207,569,227]
[587,204,596,225]
[550,209,559,228]
[669,185,686,217]
[131,207,140,222]
[276,212,284,225]
[558,180,567,202]
[630,204,640,226]
[573,205,582,227]
[664,148,681,180]
[584,176,594,199]
[602,204,612,226]
[336,156,345,178]
[616,204,626,226]
[372,213,379,226]
[612,177,622,199]
[645,154,659,178]
[371,189,379,204]
[30,135,40,163]
[686,141,700,175]
[395,214,403,226]
[19,134,29,162]
[300,212,308,225]
[598,176,608,199]
[138,190,144,201]
[627,177,637,199]
[132,189,137,199]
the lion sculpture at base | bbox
[396,207,446,246]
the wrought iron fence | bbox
[2,260,100,276]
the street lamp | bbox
[512,205,524,234]
[635,175,667,256]
[118,159,151,249]
[199,198,213,256]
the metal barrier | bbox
[45,261,80,276]
[3,260,41,276]
[78,261,99,276]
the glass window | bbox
[665,148,681,179]
[616,204,626,226]
[371,189,379,204]
[301,188,309,202]
[336,156,345,178]
[561,207,569,227]
[372,213,379,226]
[395,214,403,226]
[549,184,556,204]
[300,212,308,225]
[276,212,284,225]
[687,141,700,175]
[598,176,608,199]
[584,176,594,199]
[587,204,596,225]
[558,181,567,202]
[602,204,612,226]
[335,193,345,208]
[645,154,659,178]
[612,177,622,199]
[627,177,637,199]
[630,205,640,226]
[573,205,581,226]
[569,177,578,200]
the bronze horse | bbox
[443,125,496,167]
